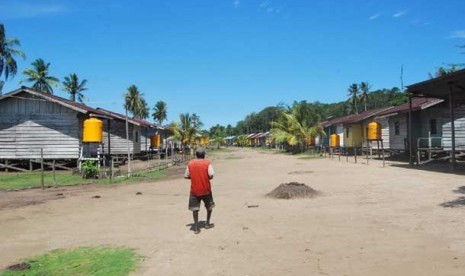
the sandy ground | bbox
[1,148,465,276]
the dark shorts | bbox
[188,193,215,211]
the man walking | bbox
[184,147,215,234]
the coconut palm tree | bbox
[152,101,167,125]
[271,105,325,153]
[169,113,203,147]
[359,81,371,112]
[22,58,59,94]
[62,73,88,102]
[124,84,149,119]
[0,24,26,93]
[135,97,149,119]
[347,83,359,114]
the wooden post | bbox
[5,159,8,172]
[355,147,357,164]
[52,160,56,187]
[381,139,385,167]
[408,94,413,166]
[109,156,113,183]
[40,148,45,190]
[125,108,131,176]
[449,87,456,167]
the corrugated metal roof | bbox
[407,68,465,102]
[375,97,443,118]
[0,87,162,128]
[1,87,103,115]
[343,106,393,124]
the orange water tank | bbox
[330,134,340,148]
[367,121,382,140]
[83,118,103,143]
[150,135,160,147]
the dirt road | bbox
[1,148,464,275]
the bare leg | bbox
[205,209,214,229]
[193,210,200,234]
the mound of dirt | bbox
[6,262,31,271]
[267,182,318,199]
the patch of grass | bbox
[0,169,166,190]
[225,155,242,160]
[0,172,95,190]
[208,147,235,153]
[108,169,165,185]
[1,247,142,276]
[297,155,325,160]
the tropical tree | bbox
[124,85,148,119]
[0,24,26,93]
[428,66,458,79]
[21,58,58,94]
[62,73,88,102]
[169,113,203,147]
[136,98,149,119]
[347,83,359,114]
[271,104,325,153]
[152,100,167,125]
[359,81,371,112]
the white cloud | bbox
[412,20,430,27]
[259,1,270,8]
[0,2,66,19]
[233,0,240,8]
[369,13,380,20]
[450,30,465,39]
[393,11,407,18]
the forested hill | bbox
[209,87,407,136]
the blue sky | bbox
[1,0,464,128]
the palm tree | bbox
[347,83,359,114]
[271,106,325,153]
[169,113,203,147]
[359,81,371,112]
[124,85,148,119]
[62,73,88,102]
[152,101,167,125]
[22,58,58,94]
[0,24,26,93]
[428,66,458,79]
[135,97,149,119]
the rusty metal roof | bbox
[407,68,465,102]
[375,97,444,118]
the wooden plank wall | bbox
[0,93,80,159]
[442,105,465,150]
[389,114,408,151]
[102,120,138,155]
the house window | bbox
[430,119,437,135]
[394,121,400,135]
[346,127,350,138]
[135,131,139,143]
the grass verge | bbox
[1,247,142,276]
[0,169,165,191]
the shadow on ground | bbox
[389,161,465,176]
[440,186,465,208]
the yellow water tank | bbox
[330,134,340,148]
[83,118,103,143]
[150,135,160,147]
[367,121,382,140]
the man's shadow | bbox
[185,221,208,232]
